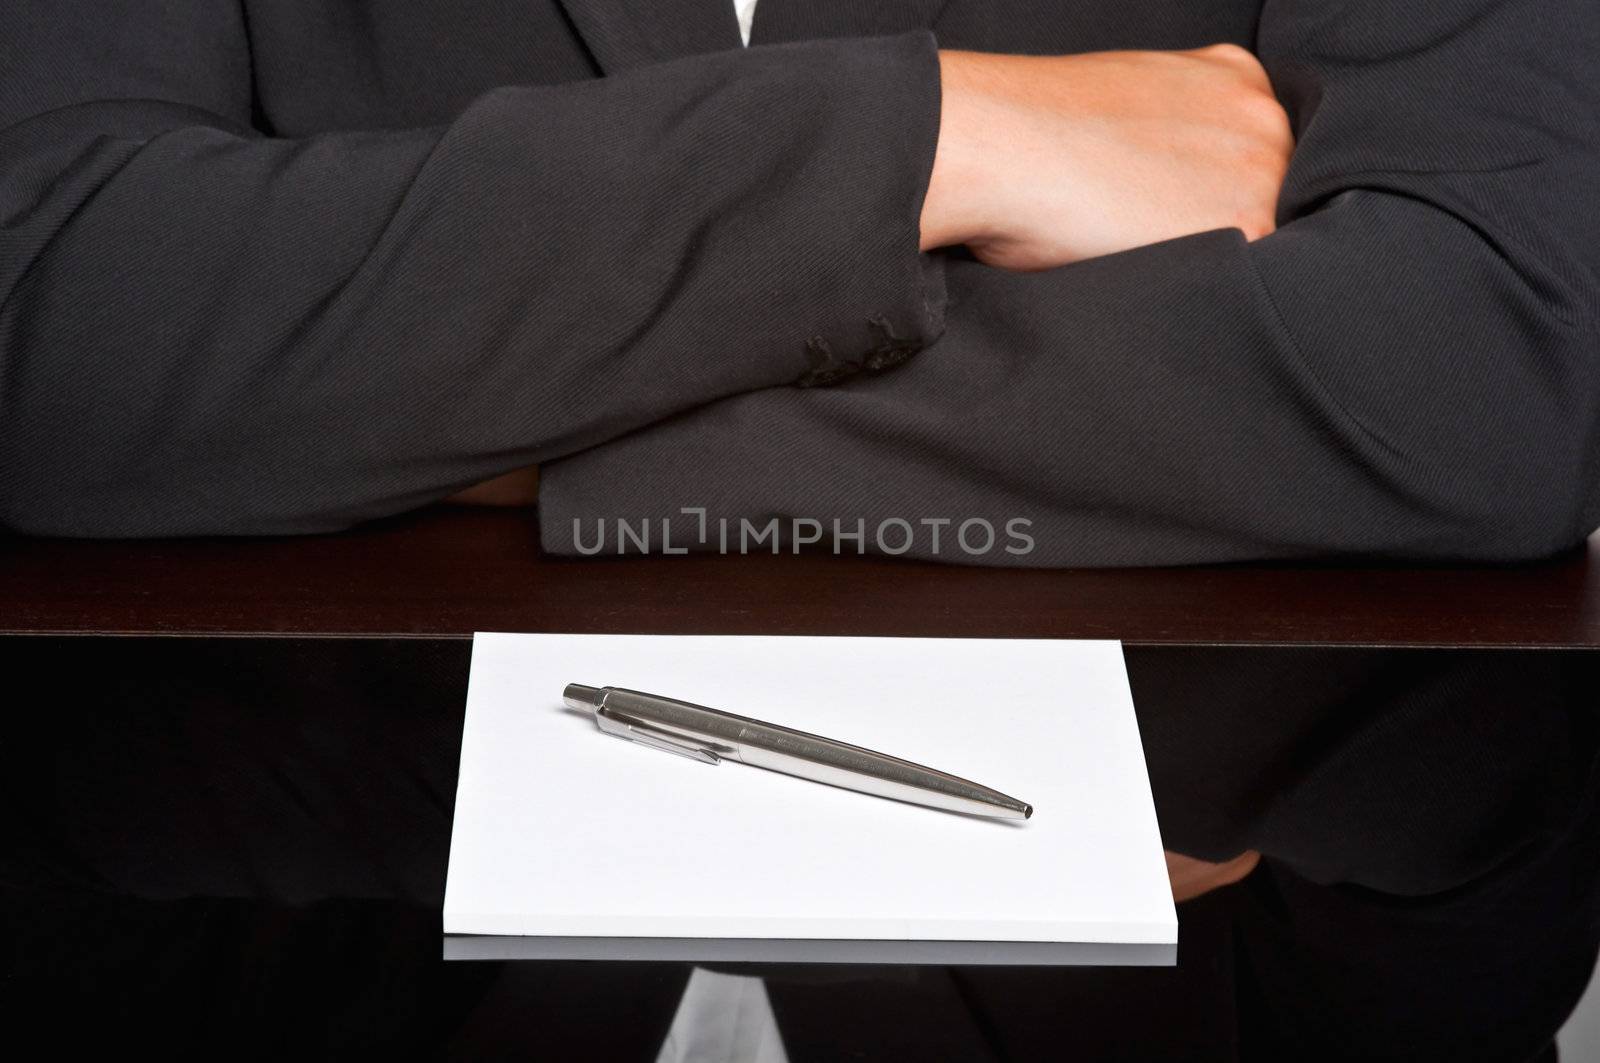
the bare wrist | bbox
[921,51,999,251]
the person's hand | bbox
[1165,849,1261,902]
[921,46,1293,271]
[445,465,540,506]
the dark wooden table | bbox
[3,508,1596,647]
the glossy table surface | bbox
[3,508,1596,647]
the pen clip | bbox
[595,708,721,765]
[624,724,721,766]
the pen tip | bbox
[1022,804,1033,820]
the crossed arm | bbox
[452,44,1292,507]
[537,3,1600,564]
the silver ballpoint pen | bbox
[563,684,1033,820]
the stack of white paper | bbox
[444,633,1175,965]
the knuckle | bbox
[1241,91,1288,127]
[1204,42,1274,94]
[1201,42,1256,69]
[1236,95,1293,157]
[1237,211,1276,241]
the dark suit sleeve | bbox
[0,4,944,535]
[540,0,1600,565]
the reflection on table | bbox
[2,638,1594,1061]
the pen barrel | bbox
[590,687,1030,820]
[734,730,1031,820]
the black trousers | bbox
[2,639,1596,1061]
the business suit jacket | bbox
[1,1,1596,564]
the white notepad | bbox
[444,634,1176,965]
